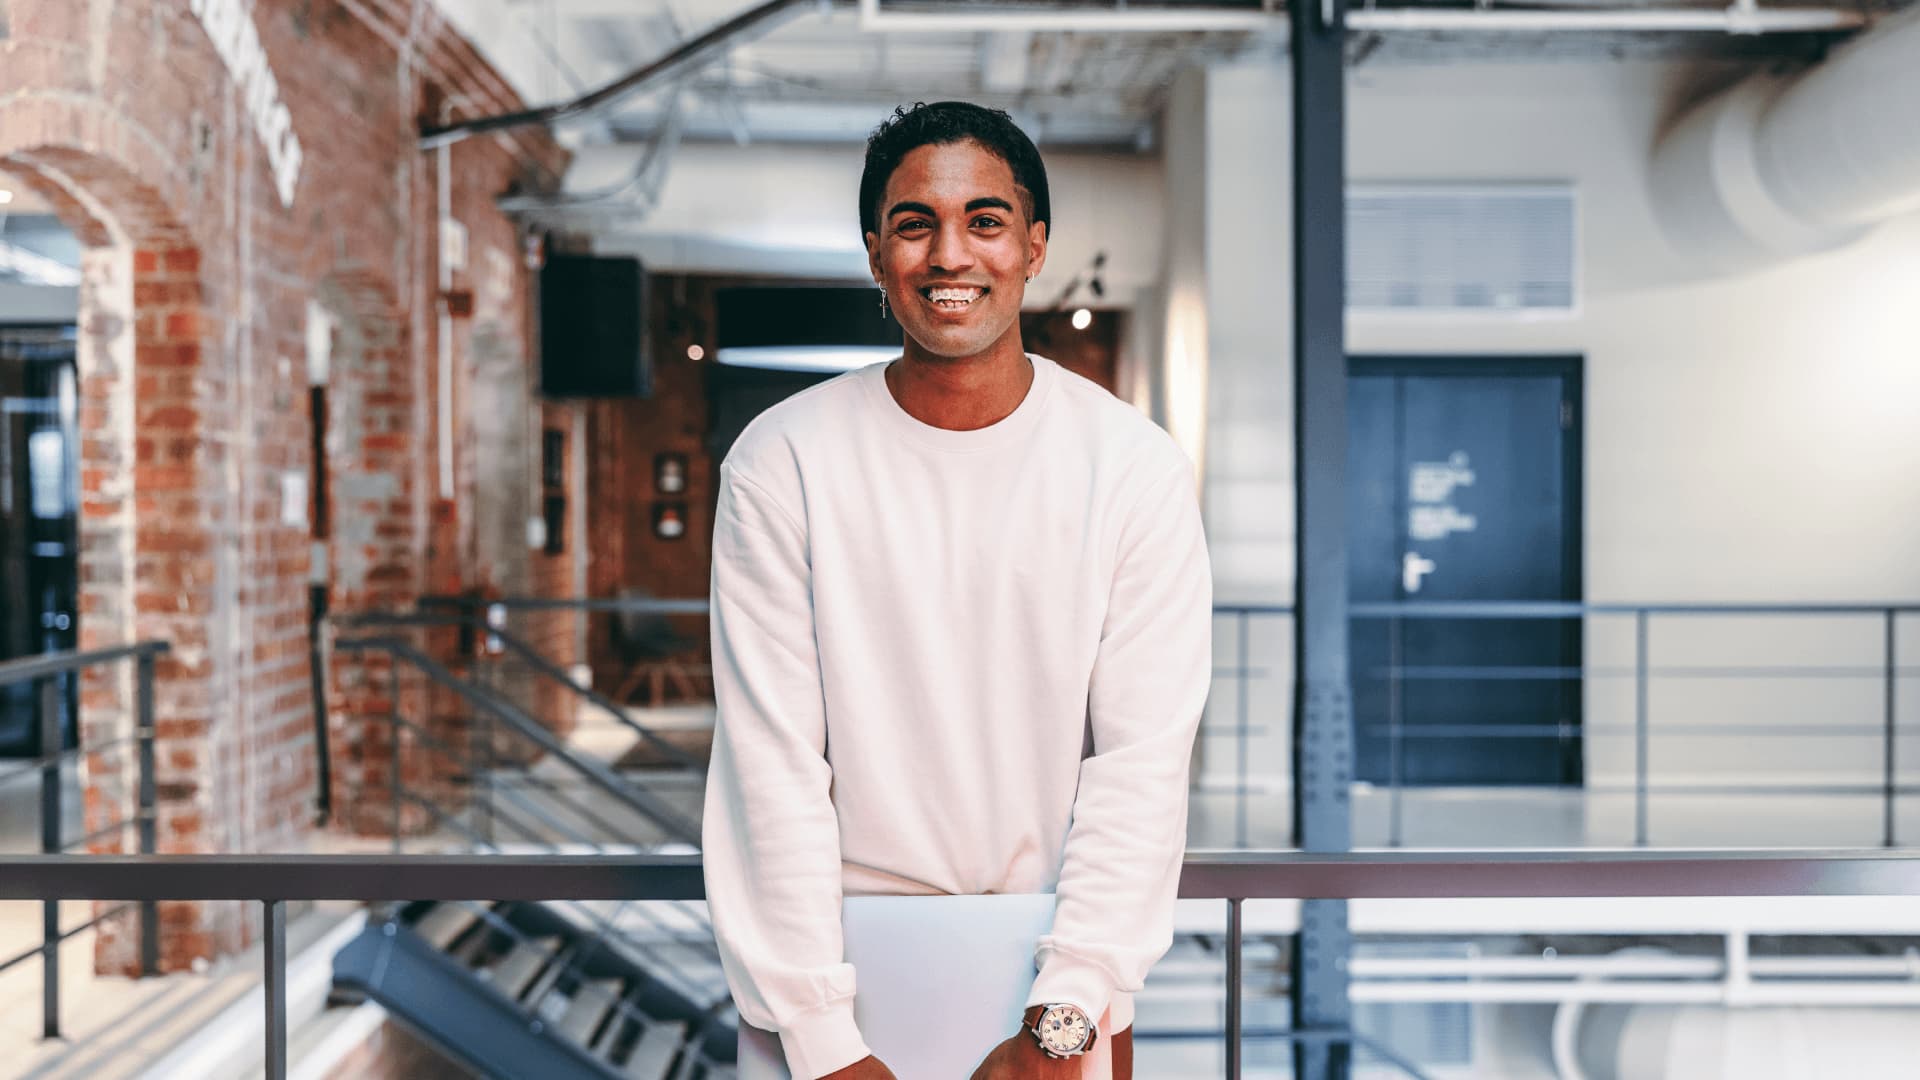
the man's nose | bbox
[929,223,973,272]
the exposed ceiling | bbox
[436,0,1911,156]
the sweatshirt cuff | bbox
[778,999,870,1080]
[1025,949,1119,1031]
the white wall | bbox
[1348,62,1920,845]
[1203,63,1295,608]
[1157,66,1211,476]
[1181,57,1920,845]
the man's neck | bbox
[885,341,1034,432]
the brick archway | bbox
[1,114,218,973]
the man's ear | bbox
[864,230,884,284]
[1025,220,1049,281]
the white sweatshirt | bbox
[701,355,1212,1079]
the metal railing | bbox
[347,602,707,772]
[1206,601,1919,849]
[331,630,702,849]
[327,616,730,1060]
[438,593,713,714]
[4,849,1919,1080]
[0,641,168,1039]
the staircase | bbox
[329,625,732,1080]
[334,897,733,1080]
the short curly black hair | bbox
[858,101,1051,241]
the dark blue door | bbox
[0,329,80,757]
[1348,359,1582,786]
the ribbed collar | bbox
[861,353,1056,454]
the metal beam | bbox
[1290,0,1351,1076]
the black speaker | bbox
[539,254,648,397]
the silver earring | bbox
[877,283,889,319]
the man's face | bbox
[865,140,1048,362]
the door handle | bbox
[1403,551,1436,594]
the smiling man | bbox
[702,101,1212,1080]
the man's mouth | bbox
[921,285,987,310]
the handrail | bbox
[333,635,701,844]
[0,638,167,1043]
[0,640,170,685]
[3,849,1915,901]
[1348,600,1920,618]
[340,609,705,770]
[5,850,1912,1080]
[1216,601,1920,616]
[415,595,711,615]
[1203,602,1916,848]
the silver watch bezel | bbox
[1029,1002,1098,1058]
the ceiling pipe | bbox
[419,0,819,150]
[1650,3,1920,268]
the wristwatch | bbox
[1027,1002,1099,1059]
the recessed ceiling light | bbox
[1071,307,1092,331]
[686,344,706,361]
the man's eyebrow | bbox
[885,196,1017,219]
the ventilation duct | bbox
[1650,6,1920,271]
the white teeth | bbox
[927,287,983,304]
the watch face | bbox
[1037,1004,1092,1055]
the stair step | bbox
[484,936,561,1001]
[623,1018,689,1080]
[410,902,482,951]
[523,943,577,1018]
[556,978,625,1047]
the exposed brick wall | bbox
[0,0,565,968]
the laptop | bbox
[739,893,1084,1079]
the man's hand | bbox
[968,1032,1082,1080]
[821,1055,898,1079]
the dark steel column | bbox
[1290,0,1353,1077]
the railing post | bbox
[481,697,495,846]
[1226,896,1242,1080]
[138,651,159,976]
[1388,615,1404,849]
[1635,609,1650,848]
[264,899,287,1080]
[1237,612,1250,849]
[1886,610,1898,849]
[390,663,403,855]
[39,675,62,1040]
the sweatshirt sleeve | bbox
[702,463,871,1079]
[1026,458,1212,1023]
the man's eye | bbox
[972,216,1004,228]
[897,221,929,234]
